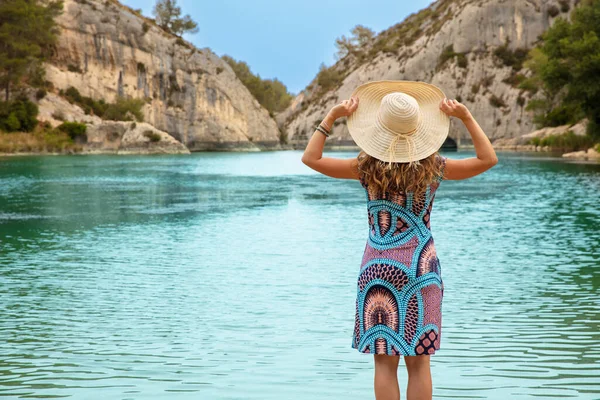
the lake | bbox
[0,150,599,399]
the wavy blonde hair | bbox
[356,150,444,196]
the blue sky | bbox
[122,0,434,94]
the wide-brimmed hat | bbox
[347,80,450,164]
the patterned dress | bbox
[352,155,447,356]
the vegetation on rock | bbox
[143,130,162,142]
[0,0,64,101]
[0,121,79,153]
[57,121,87,142]
[62,87,145,122]
[222,55,293,114]
[152,0,198,36]
[521,0,600,141]
[0,97,39,132]
[316,64,345,94]
[437,44,468,70]
[493,42,528,71]
[334,25,375,60]
[526,131,596,152]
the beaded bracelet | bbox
[316,125,330,137]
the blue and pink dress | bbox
[352,155,447,356]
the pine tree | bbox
[152,0,198,36]
[0,0,63,101]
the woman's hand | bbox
[327,96,359,121]
[439,98,472,121]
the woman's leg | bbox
[373,354,401,400]
[403,355,432,400]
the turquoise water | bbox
[0,151,599,399]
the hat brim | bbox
[347,80,450,163]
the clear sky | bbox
[122,0,434,94]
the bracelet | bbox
[319,123,330,134]
[321,119,331,131]
[316,125,330,137]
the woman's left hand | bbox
[327,96,359,121]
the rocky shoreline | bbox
[3,118,599,160]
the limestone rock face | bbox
[563,148,600,160]
[282,0,576,149]
[44,0,281,151]
[85,121,190,155]
[38,92,103,127]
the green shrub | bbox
[517,96,526,107]
[438,45,456,68]
[0,98,39,132]
[221,55,293,113]
[558,0,570,12]
[68,64,83,73]
[489,94,506,108]
[142,22,150,34]
[62,87,143,122]
[503,72,526,87]
[57,121,87,141]
[518,78,539,94]
[456,53,468,68]
[536,103,585,127]
[103,97,145,122]
[143,130,161,142]
[316,63,344,92]
[436,45,468,69]
[64,86,108,116]
[493,44,529,71]
[548,5,560,17]
[36,89,47,100]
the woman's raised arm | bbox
[439,98,498,180]
[301,97,361,180]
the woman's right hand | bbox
[328,96,359,120]
[439,98,472,121]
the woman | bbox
[301,80,498,400]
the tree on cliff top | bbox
[152,0,198,37]
[0,0,64,101]
[335,25,375,60]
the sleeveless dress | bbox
[352,155,447,356]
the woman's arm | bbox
[301,97,361,180]
[439,98,498,180]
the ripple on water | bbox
[0,151,599,399]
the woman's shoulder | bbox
[435,153,448,181]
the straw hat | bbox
[347,80,450,164]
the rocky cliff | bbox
[281,0,576,149]
[44,0,282,152]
